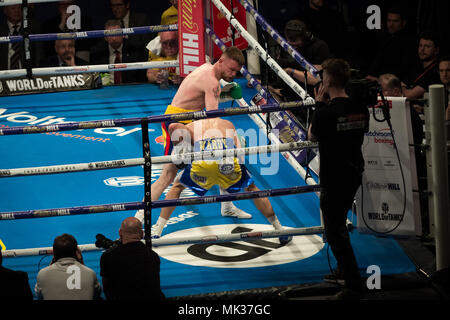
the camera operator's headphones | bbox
[284,19,314,43]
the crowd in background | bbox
[1,0,448,108]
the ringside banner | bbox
[0,73,101,96]
[211,0,248,60]
[178,0,206,77]
[356,97,420,237]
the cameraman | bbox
[99,217,165,300]
[35,233,102,300]
[308,58,369,300]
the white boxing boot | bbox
[220,187,252,219]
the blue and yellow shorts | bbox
[178,137,253,196]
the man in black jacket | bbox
[0,248,33,300]
[108,0,154,50]
[100,217,165,300]
[0,4,43,70]
[309,58,370,300]
[40,39,88,67]
[366,7,417,82]
[90,19,147,84]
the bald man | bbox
[100,217,165,300]
[151,118,292,245]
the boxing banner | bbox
[356,97,420,237]
[211,0,249,60]
[0,73,101,96]
[178,0,206,77]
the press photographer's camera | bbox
[346,70,381,107]
[95,234,122,250]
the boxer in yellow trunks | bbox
[180,136,251,195]
[151,118,292,245]
[136,46,250,222]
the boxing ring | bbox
[0,0,415,299]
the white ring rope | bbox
[0,0,60,6]
[0,141,317,177]
[0,60,179,80]
[235,96,319,188]
[211,0,311,102]
[2,226,324,257]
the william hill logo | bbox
[366,181,401,191]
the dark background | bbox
[1,0,449,72]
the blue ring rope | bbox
[239,0,320,78]
[0,24,178,44]
[0,101,312,136]
[0,185,320,220]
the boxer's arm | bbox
[205,82,220,111]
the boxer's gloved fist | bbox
[219,82,242,102]
[171,139,191,169]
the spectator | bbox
[90,19,147,85]
[42,1,93,62]
[379,73,423,145]
[379,73,403,97]
[0,4,43,70]
[437,56,450,119]
[402,32,441,101]
[145,0,179,67]
[0,248,33,300]
[269,19,330,90]
[161,0,178,26]
[280,19,331,67]
[35,233,101,300]
[40,39,88,67]
[269,19,330,121]
[100,217,165,300]
[366,7,417,82]
[298,0,348,59]
[146,31,181,85]
[109,0,154,50]
[308,58,369,300]
[379,73,427,232]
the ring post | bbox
[428,84,450,271]
[141,119,152,247]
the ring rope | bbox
[2,225,324,257]
[0,141,318,177]
[0,1,322,257]
[0,0,60,6]
[236,97,319,188]
[0,184,321,220]
[0,59,178,80]
[211,0,310,101]
[206,21,317,188]
[0,101,312,136]
[238,0,320,79]
[0,24,178,44]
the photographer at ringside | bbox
[308,58,370,300]
[99,217,165,300]
[35,233,101,300]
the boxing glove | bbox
[171,139,191,169]
[219,82,242,102]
